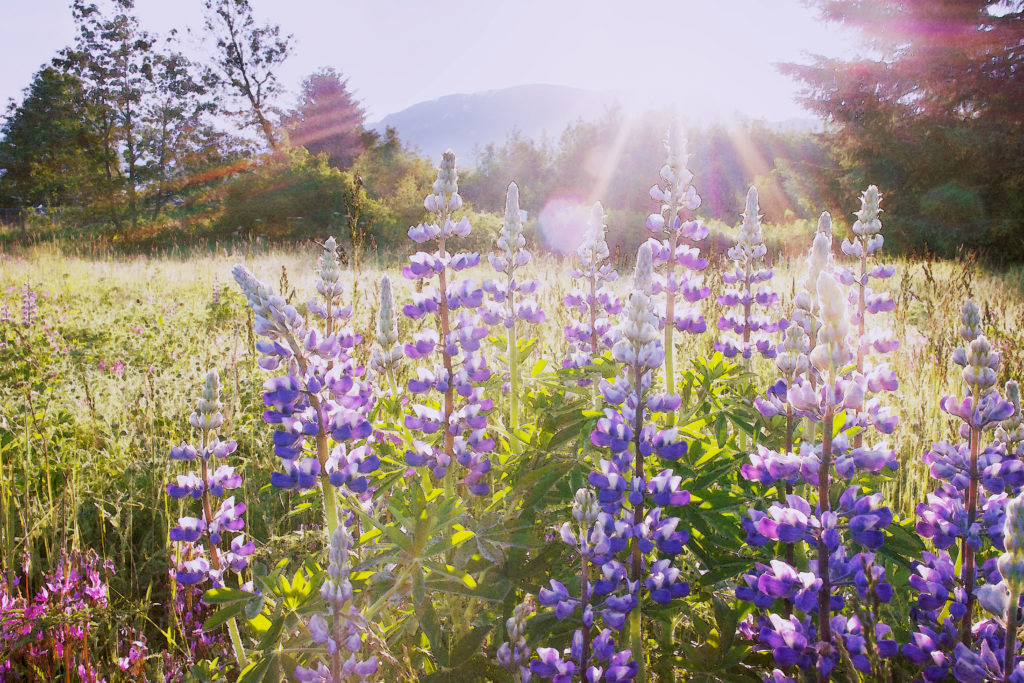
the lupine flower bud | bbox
[808,272,851,375]
[572,488,600,526]
[321,524,353,607]
[963,335,999,392]
[371,276,402,378]
[960,300,983,343]
[189,370,224,431]
[634,241,653,295]
[997,380,1024,447]
[315,236,343,300]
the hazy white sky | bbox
[0,0,860,121]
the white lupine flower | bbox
[793,212,834,338]
[232,265,303,340]
[809,272,852,374]
[315,236,343,300]
[190,370,224,431]
[577,202,610,273]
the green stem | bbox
[630,606,645,681]
[1005,587,1020,682]
[509,319,521,455]
[323,480,340,538]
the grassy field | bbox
[2,237,1024,677]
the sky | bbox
[0,0,861,122]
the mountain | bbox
[370,84,620,163]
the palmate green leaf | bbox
[451,623,495,664]
[257,614,286,651]
[350,500,414,554]
[203,586,254,604]
[417,595,446,667]
[202,602,243,631]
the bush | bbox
[218,148,382,241]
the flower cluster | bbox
[904,300,1022,681]
[531,488,640,682]
[563,201,621,379]
[232,235,377,507]
[738,217,899,679]
[0,550,113,680]
[401,150,494,495]
[644,131,709,394]
[20,281,37,327]
[167,369,253,588]
[483,181,544,440]
[715,186,781,360]
[837,185,898,442]
[295,523,378,682]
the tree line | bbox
[0,0,1020,261]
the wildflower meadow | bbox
[4,135,1024,683]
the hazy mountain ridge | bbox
[370,84,620,163]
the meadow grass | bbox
[2,239,1023,671]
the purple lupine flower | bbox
[738,225,900,679]
[715,186,781,360]
[562,244,691,674]
[645,129,708,395]
[167,370,251,588]
[399,150,493,494]
[905,301,1024,680]
[233,236,378,512]
[530,487,641,680]
[295,523,379,681]
[483,182,543,447]
[835,185,899,442]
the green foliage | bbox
[218,148,383,242]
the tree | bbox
[282,68,375,169]
[781,0,1024,257]
[140,40,225,219]
[203,0,292,150]
[0,66,107,210]
[61,0,157,229]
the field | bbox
[3,220,1024,680]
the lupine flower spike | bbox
[370,275,402,395]
[575,242,692,680]
[532,487,641,682]
[295,523,379,682]
[167,369,252,667]
[738,228,899,680]
[233,237,376,537]
[401,150,494,495]
[905,300,1021,681]
[483,181,544,449]
[837,185,898,447]
[716,186,781,360]
[644,129,709,398]
[564,201,621,385]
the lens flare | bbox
[536,191,591,253]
